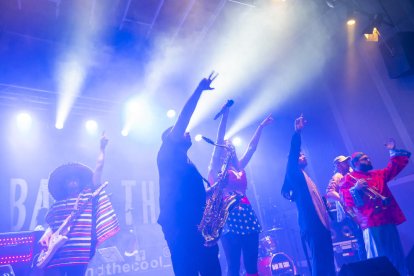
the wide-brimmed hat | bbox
[48,163,93,200]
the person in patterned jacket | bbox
[208,100,273,276]
[340,139,411,275]
[38,134,120,276]
[281,115,336,276]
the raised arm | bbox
[383,138,411,182]
[208,103,231,184]
[238,114,273,169]
[169,72,218,140]
[281,115,306,200]
[93,133,108,187]
[216,102,230,145]
[287,114,306,166]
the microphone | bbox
[202,136,229,148]
[214,100,234,120]
[202,136,216,145]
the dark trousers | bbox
[347,217,367,261]
[304,224,336,276]
[163,226,221,276]
[221,232,259,276]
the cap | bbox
[333,155,350,165]
[350,152,364,168]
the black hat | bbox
[48,163,93,201]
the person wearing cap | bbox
[157,72,221,276]
[339,139,411,275]
[326,155,351,205]
[326,156,352,218]
[281,115,336,276]
[325,155,367,261]
[38,134,120,275]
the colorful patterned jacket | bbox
[340,149,410,230]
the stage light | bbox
[121,129,129,137]
[364,27,379,42]
[195,134,202,142]
[346,9,356,26]
[232,137,242,147]
[16,113,32,131]
[347,19,356,26]
[122,96,155,136]
[121,125,131,137]
[85,120,98,134]
[362,13,391,42]
[167,109,176,118]
[55,122,64,130]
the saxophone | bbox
[199,144,242,247]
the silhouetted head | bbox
[162,126,192,152]
[223,140,240,170]
[298,152,307,168]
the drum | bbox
[259,235,277,256]
[258,252,297,276]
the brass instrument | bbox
[348,174,390,207]
[199,137,242,246]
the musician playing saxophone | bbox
[38,134,119,275]
[208,101,273,276]
[339,139,411,275]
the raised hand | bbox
[100,131,109,151]
[260,114,274,127]
[294,114,306,132]
[384,138,396,150]
[198,71,219,91]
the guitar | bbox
[36,182,108,268]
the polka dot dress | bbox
[223,202,262,235]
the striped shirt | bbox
[46,188,119,268]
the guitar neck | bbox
[56,182,107,234]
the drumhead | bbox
[258,252,297,276]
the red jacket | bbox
[340,150,410,230]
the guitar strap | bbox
[71,187,99,258]
[70,188,99,259]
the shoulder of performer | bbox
[339,173,354,189]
